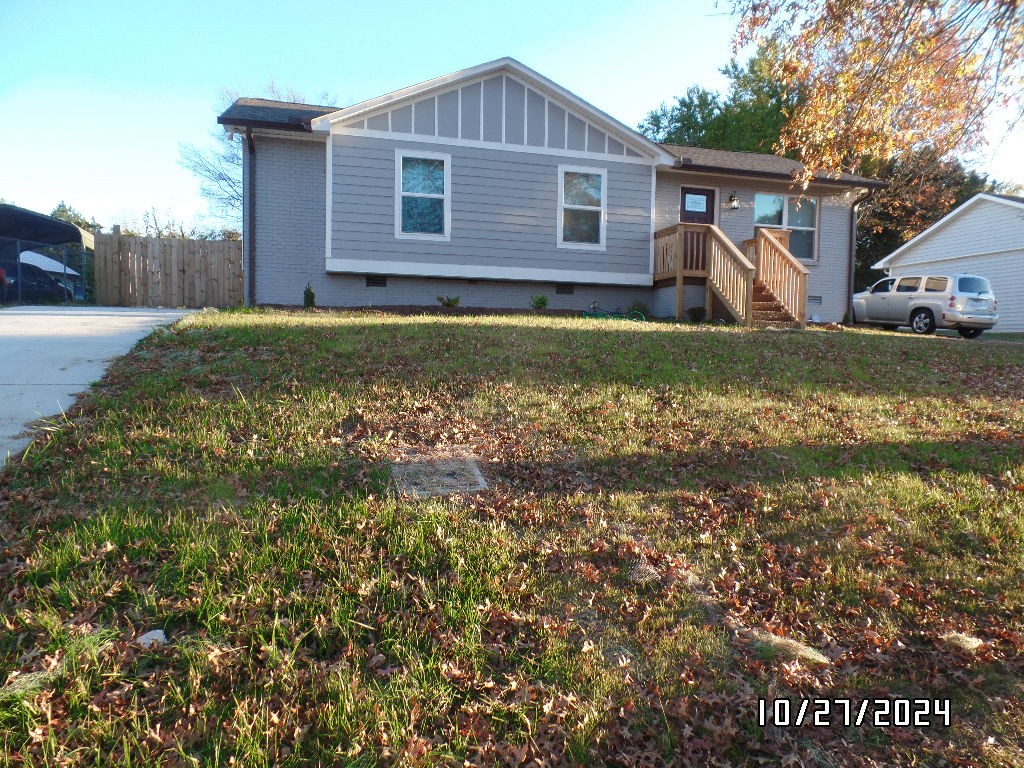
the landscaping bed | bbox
[1,309,1022,766]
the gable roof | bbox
[660,144,884,188]
[218,98,339,132]
[308,57,674,162]
[872,192,1024,269]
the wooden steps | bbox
[751,281,801,328]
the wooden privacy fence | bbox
[94,226,243,308]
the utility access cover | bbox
[391,447,488,497]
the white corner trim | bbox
[557,164,607,252]
[325,132,333,262]
[325,257,652,286]
[872,193,1023,269]
[649,165,656,274]
[394,148,452,242]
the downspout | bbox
[246,128,257,306]
[846,187,875,323]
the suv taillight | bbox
[948,295,957,308]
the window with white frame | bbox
[395,150,451,240]
[558,166,606,249]
[753,193,818,261]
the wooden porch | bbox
[653,223,809,328]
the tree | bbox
[180,84,337,226]
[730,0,1024,183]
[51,201,101,232]
[638,44,800,154]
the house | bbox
[217,58,882,324]
[873,193,1024,332]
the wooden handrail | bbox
[702,224,755,327]
[756,228,809,328]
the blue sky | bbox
[1,0,1020,230]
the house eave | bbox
[660,162,885,190]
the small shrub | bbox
[303,283,316,309]
[436,295,460,307]
[686,306,706,323]
[530,295,549,310]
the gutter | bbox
[669,159,886,190]
[246,128,257,306]
[846,187,877,323]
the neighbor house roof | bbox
[873,192,1024,269]
[217,98,339,132]
[660,144,884,188]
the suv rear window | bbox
[896,277,920,292]
[958,276,991,294]
[924,277,948,292]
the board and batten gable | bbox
[876,195,1024,331]
[655,170,861,322]
[327,132,654,284]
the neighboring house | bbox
[218,58,882,323]
[873,193,1024,331]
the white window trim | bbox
[395,149,451,241]
[754,193,819,262]
[557,164,607,252]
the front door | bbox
[680,188,715,271]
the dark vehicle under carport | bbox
[0,204,93,304]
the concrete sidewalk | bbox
[0,306,194,465]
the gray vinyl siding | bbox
[331,132,653,280]
[655,170,860,322]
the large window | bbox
[395,150,451,240]
[557,165,606,250]
[753,193,818,261]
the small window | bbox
[924,277,948,292]
[558,165,606,250]
[958,276,991,294]
[896,277,921,292]
[395,150,451,240]
[753,193,818,261]
[366,275,387,287]
[807,295,823,305]
[872,279,895,293]
[555,283,574,295]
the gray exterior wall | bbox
[330,133,653,282]
[655,170,861,322]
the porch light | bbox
[728,192,739,209]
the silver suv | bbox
[852,273,998,338]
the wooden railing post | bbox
[675,225,685,320]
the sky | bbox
[1,0,1021,231]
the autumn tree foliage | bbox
[731,0,1024,182]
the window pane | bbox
[787,197,816,229]
[754,194,784,226]
[402,157,445,195]
[401,196,444,234]
[789,229,815,260]
[564,172,602,207]
[924,277,948,292]
[562,208,601,243]
[896,277,921,292]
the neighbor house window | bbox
[395,150,451,240]
[558,165,606,249]
[753,193,818,261]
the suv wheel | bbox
[958,327,983,339]
[909,308,936,335]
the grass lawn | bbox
[1,309,1023,767]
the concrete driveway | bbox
[0,306,194,465]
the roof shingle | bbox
[659,144,883,187]
[217,98,338,131]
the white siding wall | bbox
[884,198,1024,331]
[655,170,859,322]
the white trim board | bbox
[331,127,657,165]
[325,258,652,286]
[873,193,1024,269]
[557,164,607,252]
